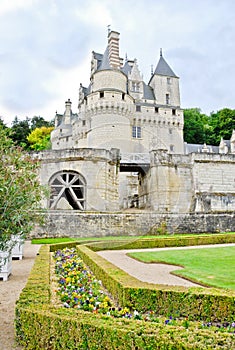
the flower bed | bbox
[15,245,235,349]
[54,248,235,333]
[54,248,113,313]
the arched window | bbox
[49,171,86,210]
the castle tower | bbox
[85,31,135,151]
[149,49,180,107]
[50,99,73,149]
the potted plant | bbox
[0,124,46,280]
[11,234,24,260]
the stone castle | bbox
[36,30,235,235]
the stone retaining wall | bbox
[30,211,235,238]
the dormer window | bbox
[132,82,140,92]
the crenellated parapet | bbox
[86,100,134,118]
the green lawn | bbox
[128,246,235,290]
[31,232,235,245]
[31,235,158,244]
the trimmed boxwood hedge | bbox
[77,245,235,322]
[86,233,235,251]
[15,239,235,349]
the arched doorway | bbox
[49,171,86,210]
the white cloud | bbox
[0,0,35,15]
[0,0,234,125]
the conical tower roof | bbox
[154,51,178,77]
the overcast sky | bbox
[0,0,234,126]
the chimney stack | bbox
[108,31,120,69]
[64,98,72,124]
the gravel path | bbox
[0,241,41,350]
[98,243,235,287]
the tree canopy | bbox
[8,116,54,150]
[0,125,47,257]
[27,126,54,151]
[183,108,235,145]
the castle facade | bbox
[38,30,235,217]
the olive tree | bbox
[0,125,47,265]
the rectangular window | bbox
[172,109,176,115]
[132,126,141,138]
[136,105,141,112]
[82,120,86,126]
[122,93,125,100]
[167,77,171,84]
[155,107,159,113]
[166,94,170,105]
[99,92,104,98]
[170,144,174,152]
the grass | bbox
[128,246,235,290]
[31,236,154,244]
[31,232,235,245]
[31,237,78,244]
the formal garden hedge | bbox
[15,235,235,349]
[85,233,235,251]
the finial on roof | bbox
[107,24,111,35]
[160,48,163,57]
[125,53,128,62]
[151,64,153,75]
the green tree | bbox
[183,108,208,144]
[10,116,31,149]
[0,117,7,128]
[0,125,47,262]
[9,116,54,150]
[27,126,54,150]
[206,109,235,145]
[30,116,54,130]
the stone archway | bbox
[49,171,86,210]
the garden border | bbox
[15,235,235,349]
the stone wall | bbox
[30,210,235,238]
[36,148,120,211]
[140,150,235,213]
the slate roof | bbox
[143,83,155,100]
[93,52,103,70]
[55,114,63,126]
[121,60,132,76]
[184,143,220,154]
[97,46,110,71]
[154,55,178,77]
